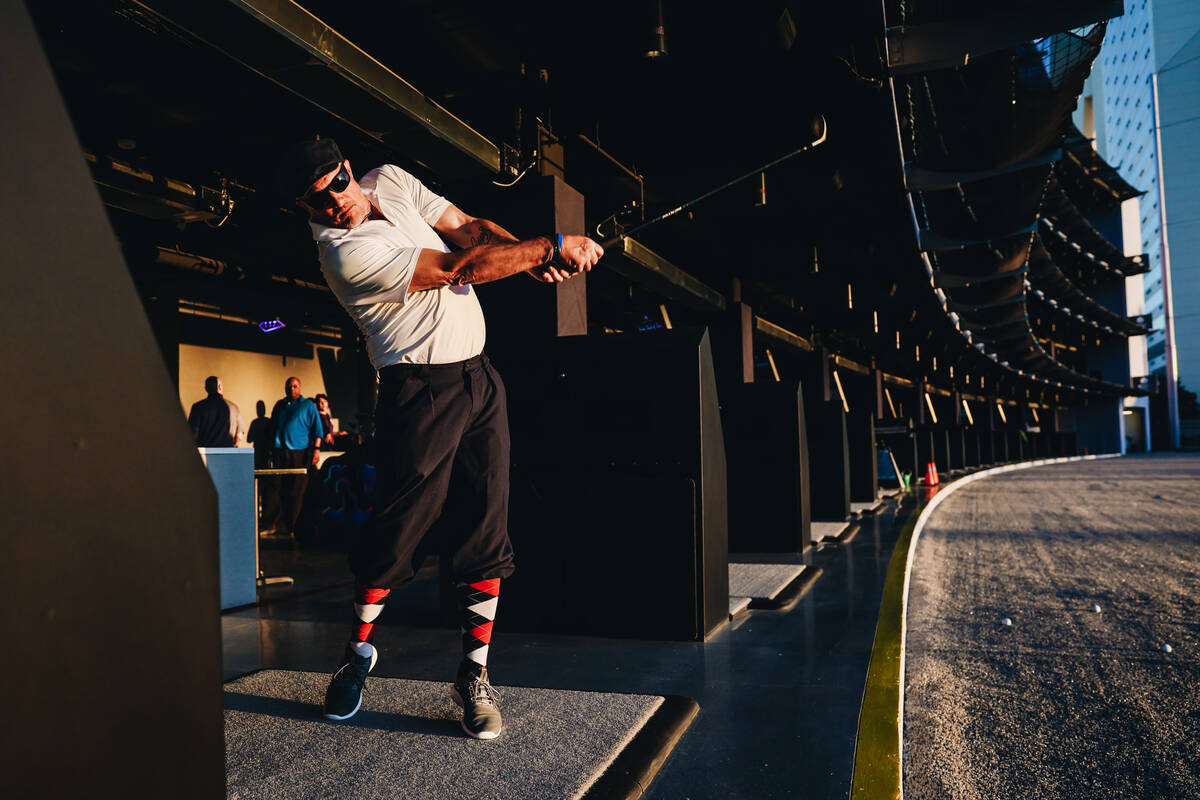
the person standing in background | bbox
[246,400,272,469]
[260,376,322,537]
[314,393,351,451]
[187,376,244,448]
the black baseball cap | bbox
[279,137,344,197]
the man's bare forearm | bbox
[446,238,554,286]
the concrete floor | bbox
[224,500,913,799]
[904,454,1200,800]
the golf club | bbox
[598,115,828,251]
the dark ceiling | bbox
[27,0,1141,408]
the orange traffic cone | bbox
[924,461,939,486]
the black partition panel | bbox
[917,427,935,475]
[725,381,811,553]
[949,427,966,470]
[965,429,981,467]
[1,7,224,796]
[882,424,918,482]
[980,429,994,464]
[933,428,951,473]
[847,411,878,503]
[1008,430,1025,460]
[806,401,851,520]
[500,328,728,641]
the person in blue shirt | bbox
[260,376,323,537]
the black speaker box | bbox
[500,328,728,641]
[724,381,811,553]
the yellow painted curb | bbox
[849,497,920,800]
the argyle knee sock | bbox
[458,578,500,677]
[350,582,391,657]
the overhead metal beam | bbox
[884,0,1123,74]
[755,316,814,351]
[227,0,500,173]
[918,223,1035,252]
[833,355,872,376]
[606,237,727,313]
[882,372,915,389]
[131,0,501,177]
[904,148,1059,191]
[932,267,1028,289]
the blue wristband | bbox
[547,234,563,266]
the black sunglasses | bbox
[300,165,351,208]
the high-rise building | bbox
[1077,0,1200,447]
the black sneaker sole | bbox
[323,693,363,721]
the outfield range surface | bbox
[904,454,1200,799]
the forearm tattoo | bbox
[469,222,495,247]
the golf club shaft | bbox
[600,116,828,250]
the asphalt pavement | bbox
[904,454,1200,799]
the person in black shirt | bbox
[187,376,244,448]
[245,400,272,469]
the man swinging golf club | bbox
[283,136,603,739]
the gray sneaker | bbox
[451,668,503,740]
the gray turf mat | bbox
[851,500,883,515]
[904,455,1200,800]
[811,521,850,541]
[728,562,806,600]
[225,670,663,800]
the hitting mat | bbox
[225,670,663,800]
[728,562,806,602]
[850,500,883,516]
[811,521,852,542]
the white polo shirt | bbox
[312,164,487,367]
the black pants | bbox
[350,354,515,588]
[261,447,310,534]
